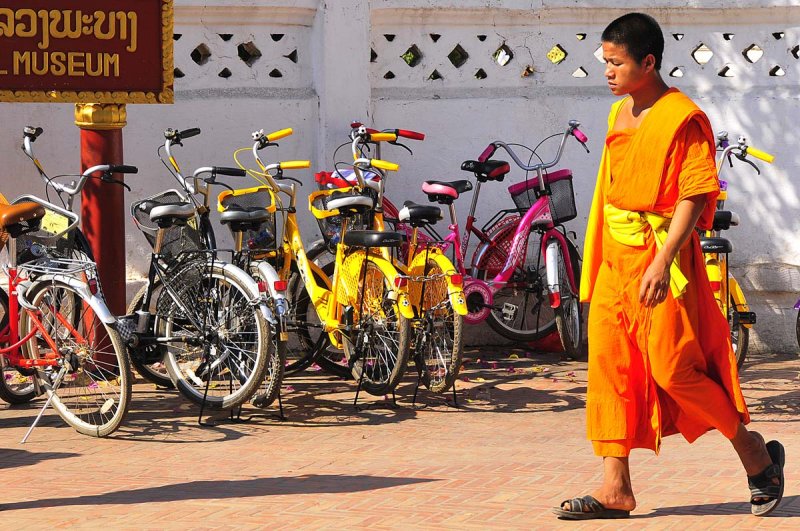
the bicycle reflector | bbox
[394,276,408,289]
[88,278,99,295]
[257,280,268,293]
[450,273,463,285]
[273,280,288,292]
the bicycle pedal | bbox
[501,302,518,322]
[736,311,757,325]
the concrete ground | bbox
[1,348,798,530]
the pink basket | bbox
[507,168,576,224]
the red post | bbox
[75,104,127,316]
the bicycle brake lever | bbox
[390,141,413,156]
[736,152,761,175]
[578,141,590,154]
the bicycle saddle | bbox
[712,210,739,232]
[326,191,375,214]
[220,207,271,231]
[398,201,442,227]
[699,236,733,254]
[148,203,196,226]
[343,230,403,248]
[0,202,45,228]
[460,160,511,182]
[422,180,473,204]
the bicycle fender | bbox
[254,260,287,323]
[429,251,468,316]
[22,276,116,324]
[545,241,560,309]
[728,275,753,329]
[369,255,414,320]
[217,261,273,323]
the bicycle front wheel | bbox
[342,257,410,396]
[20,279,132,437]
[475,228,557,342]
[160,261,271,410]
[553,241,583,360]
[0,287,37,405]
[730,293,749,370]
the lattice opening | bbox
[238,42,262,67]
[673,33,684,41]
[384,71,395,79]
[218,68,232,78]
[173,34,182,41]
[743,44,764,63]
[547,44,567,64]
[576,33,586,41]
[401,44,422,67]
[218,33,233,42]
[493,44,513,66]
[572,67,588,78]
[370,48,378,63]
[285,49,298,63]
[191,44,212,66]
[692,44,713,65]
[448,44,469,68]
[430,33,441,42]
[769,65,785,77]
[792,45,800,59]
[669,67,684,78]
[269,69,283,78]
[521,65,535,77]
[773,32,785,40]
[593,45,605,63]
[718,65,734,77]
[475,68,487,79]
[174,68,185,79]
[723,33,735,41]
[428,69,442,81]
[384,34,396,42]
[477,34,487,42]
[271,34,284,42]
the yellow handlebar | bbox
[369,133,398,142]
[279,160,311,170]
[371,159,399,171]
[745,146,775,164]
[266,128,293,142]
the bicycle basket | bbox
[217,186,278,253]
[131,189,203,261]
[508,169,577,224]
[10,194,79,264]
[310,176,377,246]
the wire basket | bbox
[309,184,377,247]
[507,169,577,224]
[217,186,277,254]
[131,189,202,262]
[10,195,79,265]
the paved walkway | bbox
[1,349,798,529]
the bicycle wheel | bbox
[553,240,583,360]
[126,281,174,389]
[730,294,749,370]
[342,256,411,396]
[0,287,37,405]
[412,257,464,393]
[160,260,271,410]
[251,332,287,408]
[19,279,132,437]
[474,226,557,342]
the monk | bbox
[553,13,785,520]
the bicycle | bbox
[705,131,774,368]
[244,129,413,398]
[0,170,132,438]
[121,128,273,412]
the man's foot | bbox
[559,485,636,513]
[748,440,785,517]
[735,431,780,503]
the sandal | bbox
[748,440,785,517]
[552,495,631,520]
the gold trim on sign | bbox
[74,103,128,129]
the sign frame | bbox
[0,0,173,104]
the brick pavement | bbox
[1,348,798,530]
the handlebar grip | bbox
[745,146,775,164]
[180,128,201,139]
[279,160,311,170]
[572,128,589,143]
[214,166,247,177]
[109,165,139,174]
[477,144,496,163]
[266,128,293,142]
[369,133,398,142]
[396,129,425,141]
[370,159,399,171]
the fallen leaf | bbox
[509,354,519,359]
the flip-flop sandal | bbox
[748,440,785,517]
[552,495,631,520]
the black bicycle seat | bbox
[460,160,511,182]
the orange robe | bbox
[580,88,749,457]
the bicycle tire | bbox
[0,287,37,405]
[796,309,800,352]
[554,239,583,360]
[412,256,464,394]
[19,279,132,437]
[126,281,174,389]
[250,331,287,408]
[730,293,749,370]
[342,256,411,396]
[160,260,271,410]
[474,225,558,342]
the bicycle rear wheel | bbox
[730,294,749,370]
[474,226,557,342]
[160,261,270,410]
[251,333,286,408]
[342,256,410,396]
[20,279,132,437]
[411,256,464,394]
[553,241,583,360]
[0,287,37,405]
[126,280,174,389]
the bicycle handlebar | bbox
[745,146,774,164]
[483,120,589,173]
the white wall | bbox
[1,1,798,352]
